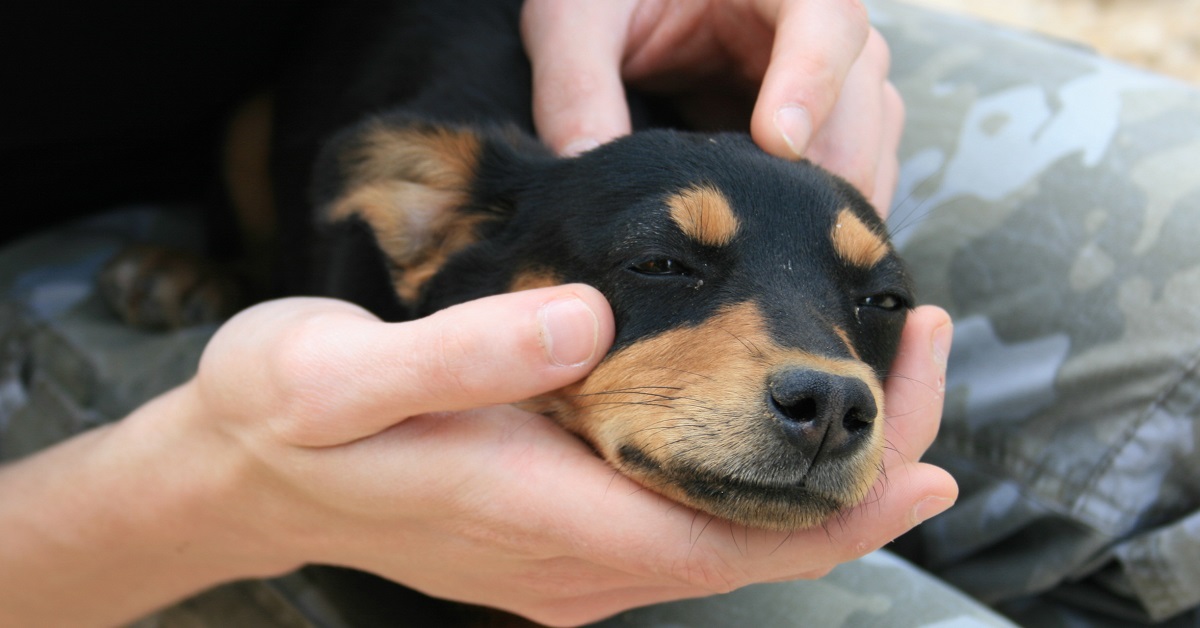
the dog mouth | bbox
[615,442,873,530]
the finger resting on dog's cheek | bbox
[263,286,614,447]
[882,305,952,462]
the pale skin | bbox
[523,0,904,211]
[0,1,955,626]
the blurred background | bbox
[905,0,1200,83]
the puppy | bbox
[106,0,912,532]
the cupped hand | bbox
[522,0,904,214]
[181,288,953,626]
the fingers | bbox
[883,305,952,462]
[522,0,641,155]
[216,286,615,447]
[801,28,904,215]
[748,4,903,216]
[749,0,872,160]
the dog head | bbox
[316,117,912,530]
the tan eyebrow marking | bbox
[831,208,889,268]
[667,184,741,247]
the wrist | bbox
[116,381,306,580]
[0,382,302,626]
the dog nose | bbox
[768,370,877,461]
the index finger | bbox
[749,0,872,159]
[522,0,640,155]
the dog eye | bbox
[858,294,906,311]
[629,258,690,276]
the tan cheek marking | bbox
[537,303,884,465]
[832,208,889,268]
[667,184,741,247]
[540,302,771,462]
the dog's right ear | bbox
[314,117,551,307]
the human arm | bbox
[522,0,904,213]
[0,285,954,627]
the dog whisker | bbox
[769,529,796,556]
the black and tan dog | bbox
[104,0,911,533]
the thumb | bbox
[244,286,614,447]
[522,0,639,155]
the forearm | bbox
[0,384,295,626]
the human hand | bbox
[164,287,953,626]
[522,0,904,213]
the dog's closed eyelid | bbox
[628,257,691,276]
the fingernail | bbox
[561,137,601,157]
[540,296,600,367]
[774,105,812,158]
[911,496,954,526]
[932,321,953,369]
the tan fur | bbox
[324,123,485,302]
[527,302,885,530]
[831,208,888,269]
[667,184,741,247]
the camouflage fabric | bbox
[3,1,1198,627]
[871,0,1200,625]
[589,550,1014,627]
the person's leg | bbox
[872,1,1200,624]
[589,550,1015,627]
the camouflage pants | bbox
[875,1,1200,625]
[3,1,1198,626]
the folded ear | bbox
[314,116,550,305]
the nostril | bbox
[771,394,818,423]
[770,389,874,429]
[768,370,878,459]
[843,405,873,433]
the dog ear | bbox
[314,116,550,305]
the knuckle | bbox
[846,0,870,29]
[268,314,332,393]
[811,143,876,196]
[862,27,892,76]
[261,314,345,442]
[832,0,871,45]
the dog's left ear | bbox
[315,117,550,305]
